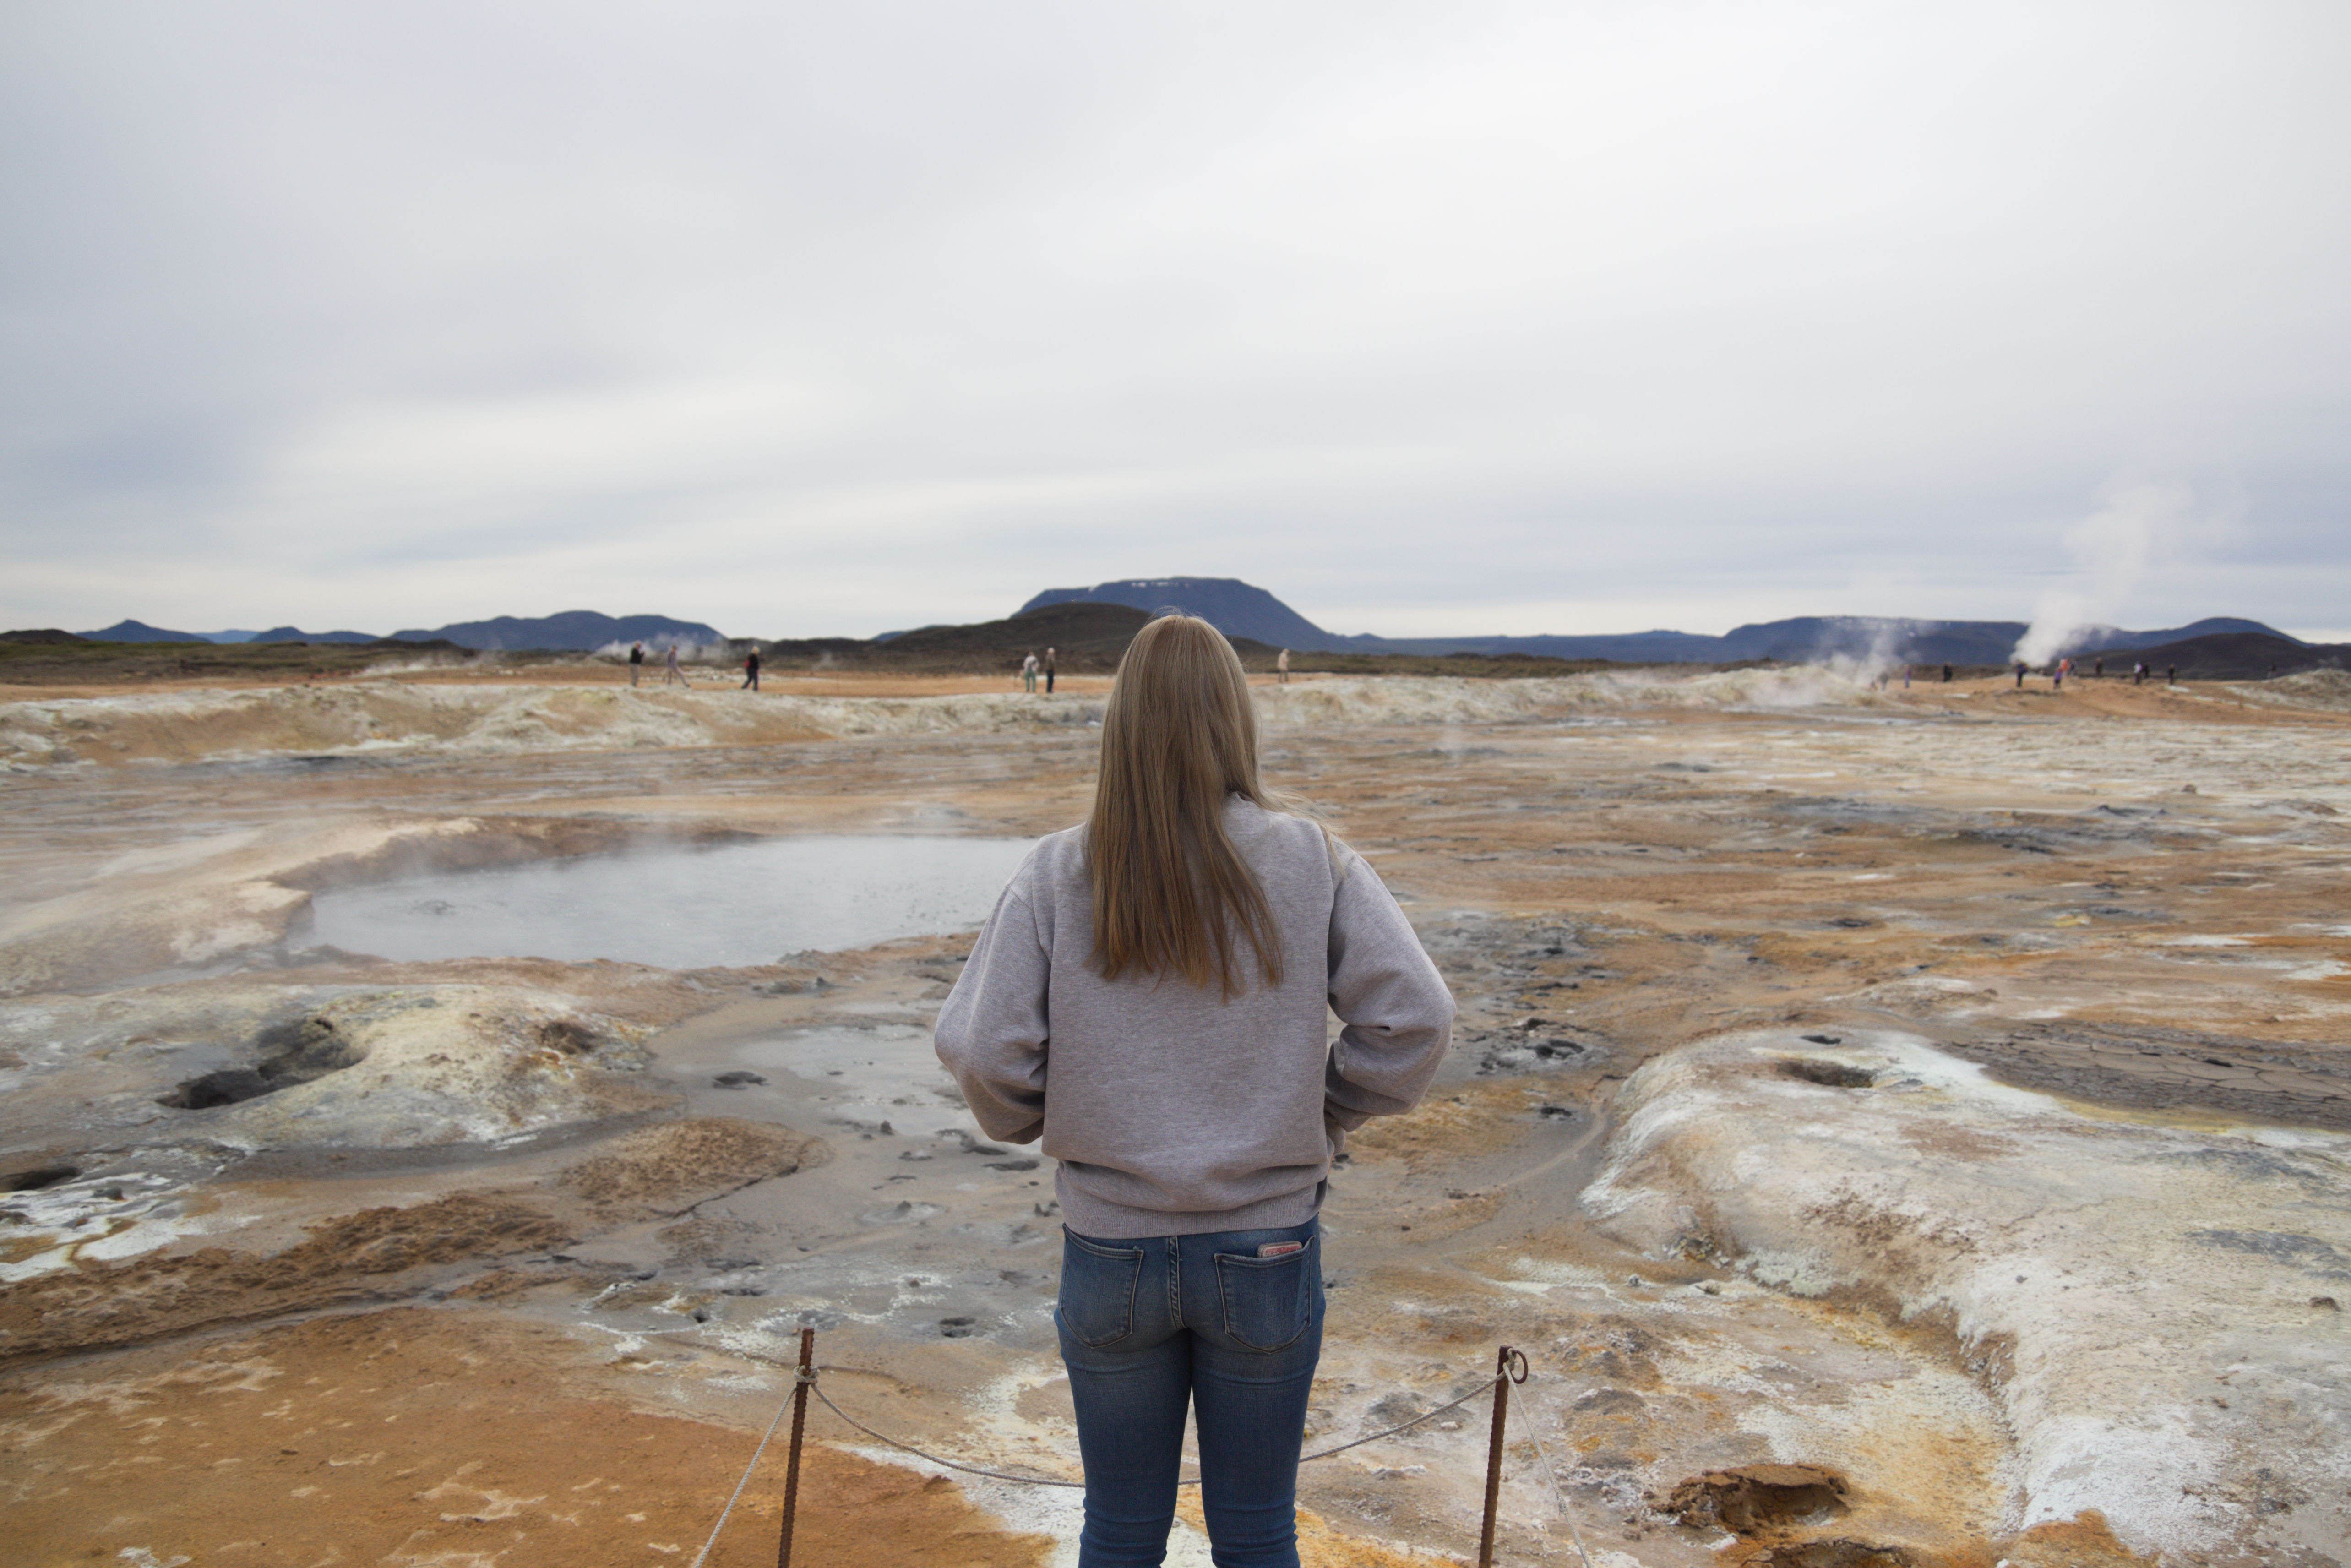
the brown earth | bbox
[0,1307,1052,1568]
[560,1116,826,1216]
[0,1195,572,1363]
[1,668,2346,1564]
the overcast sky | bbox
[5,3,2347,641]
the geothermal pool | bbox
[304,833,1037,967]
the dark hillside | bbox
[2082,631,2349,681]
[251,626,381,645]
[865,601,1158,672]
[77,619,210,643]
[386,610,722,651]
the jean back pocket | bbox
[1212,1236,1317,1352]
[1057,1230,1144,1348]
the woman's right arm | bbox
[933,885,1051,1145]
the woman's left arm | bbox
[933,885,1051,1144]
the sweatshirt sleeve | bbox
[1322,841,1455,1132]
[933,882,1051,1145]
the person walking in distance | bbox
[936,615,1453,1568]
[1943,663,1953,683]
[1277,648,1290,684]
[2014,660,2026,689]
[741,645,761,692]
[1022,651,1039,694]
[664,643,690,687]
[1044,646,1057,695]
[628,641,644,687]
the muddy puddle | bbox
[303,833,1036,966]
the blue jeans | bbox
[1056,1217,1324,1568]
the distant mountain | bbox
[1012,582,2297,666]
[1021,579,1344,650]
[78,618,211,644]
[250,626,382,645]
[1412,615,2295,667]
[386,610,723,651]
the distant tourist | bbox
[664,644,690,687]
[629,641,645,687]
[2094,656,2104,679]
[1044,646,1057,695]
[1942,663,1953,683]
[742,646,761,692]
[2167,664,2177,685]
[2053,657,2068,690]
[1902,664,1911,689]
[935,614,1453,1568]
[1021,651,1039,693]
[2014,660,2026,689]
[1277,648,1290,684]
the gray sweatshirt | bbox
[933,798,1455,1238]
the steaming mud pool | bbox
[303,833,1037,967]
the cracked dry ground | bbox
[3,676,2348,1567]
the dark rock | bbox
[1780,1059,1877,1089]
[1,1161,81,1192]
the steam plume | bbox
[2011,479,2202,667]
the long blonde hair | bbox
[1087,615,1284,998]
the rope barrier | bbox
[807,1382,1083,1489]
[693,1335,1593,1563]
[1513,1382,1597,1568]
[807,1366,1512,1489]
[684,1374,798,1568]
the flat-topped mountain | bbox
[1020,579,1336,651]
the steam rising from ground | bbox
[2011,477,2223,667]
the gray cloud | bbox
[3,2,2347,639]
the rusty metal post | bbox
[778,1327,815,1568]
[1477,1344,1512,1567]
